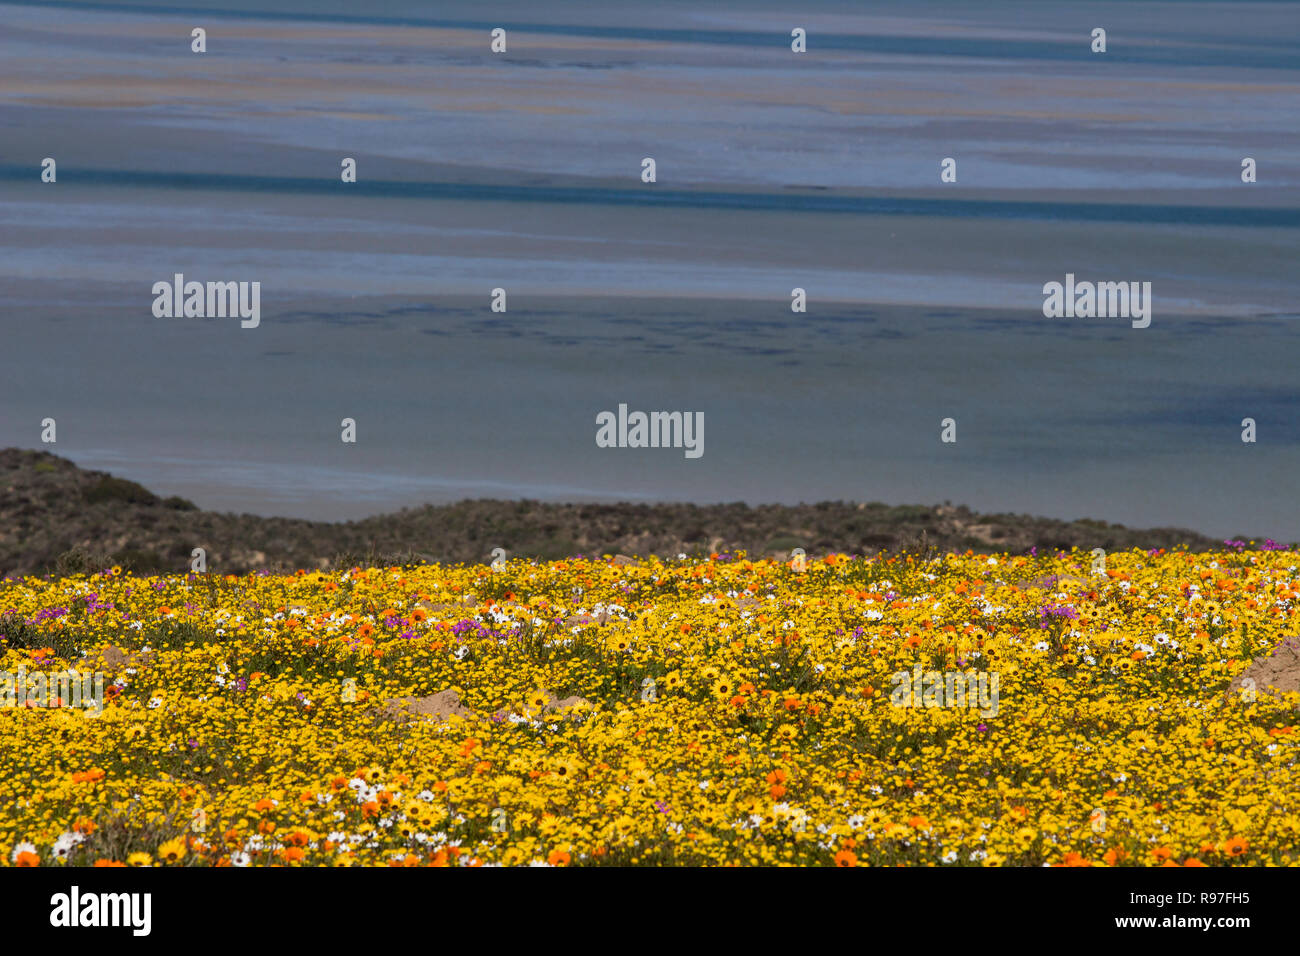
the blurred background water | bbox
[1,0,1297,535]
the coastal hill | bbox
[1,447,1234,577]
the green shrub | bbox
[84,477,158,506]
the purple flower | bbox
[1038,604,1078,627]
[977,723,988,732]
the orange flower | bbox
[15,851,40,867]
[548,849,571,867]
[1223,836,1249,857]
[93,859,126,867]
[833,849,857,867]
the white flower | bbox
[230,851,251,867]
[11,841,37,863]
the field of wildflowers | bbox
[1,548,1296,867]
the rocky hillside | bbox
[0,447,1238,577]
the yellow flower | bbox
[157,838,187,864]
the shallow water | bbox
[1,0,1297,536]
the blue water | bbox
[3,165,1297,227]
[14,0,1300,70]
[1,0,1298,538]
